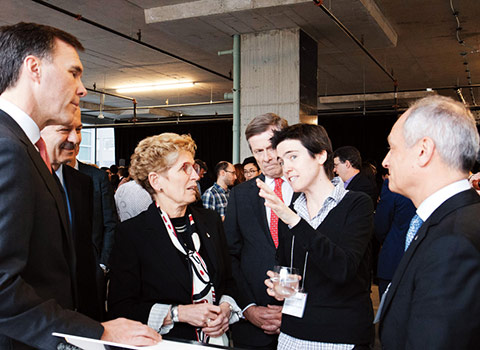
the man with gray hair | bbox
[378,95,480,349]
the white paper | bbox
[53,332,220,350]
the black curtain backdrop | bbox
[114,121,233,185]
[318,111,401,175]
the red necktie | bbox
[35,137,52,173]
[269,178,284,248]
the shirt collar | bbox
[213,182,229,194]
[264,175,287,186]
[293,177,347,219]
[55,164,65,187]
[0,97,40,145]
[416,179,471,221]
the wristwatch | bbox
[170,305,179,323]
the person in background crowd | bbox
[233,163,245,186]
[378,95,480,349]
[242,156,261,181]
[117,166,129,187]
[202,161,236,220]
[262,123,374,350]
[114,176,152,222]
[194,159,209,194]
[108,133,241,346]
[109,164,120,191]
[333,146,378,207]
[0,21,159,349]
[225,113,293,350]
[374,178,416,298]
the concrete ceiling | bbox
[1,0,479,123]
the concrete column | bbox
[239,28,317,160]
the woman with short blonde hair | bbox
[109,132,240,345]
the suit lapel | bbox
[380,189,480,320]
[0,110,72,247]
[252,174,273,246]
[144,204,192,295]
[190,206,219,280]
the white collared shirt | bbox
[264,175,294,227]
[55,164,65,187]
[416,179,471,222]
[0,97,40,146]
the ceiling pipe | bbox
[87,87,135,102]
[31,0,232,82]
[82,116,233,129]
[320,83,480,98]
[312,0,397,84]
[83,100,232,113]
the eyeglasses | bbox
[224,170,236,175]
[181,162,195,175]
[244,169,258,175]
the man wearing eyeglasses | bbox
[201,161,236,221]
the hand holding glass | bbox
[269,266,301,298]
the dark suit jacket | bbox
[277,191,374,344]
[224,175,282,348]
[78,161,118,266]
[374,179,416,281]
[0,110,103,349]
[108,203,236,341]
[379,189,480,350]
[62,165,102,320]
[347,172,378,208]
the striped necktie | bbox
[269,178,284,248]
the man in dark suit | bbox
[374,178,416,297]
[73,148,118,314]
[378,95,480,349]
[0,22,160,349]
[41,110,102,321]
[333,146,378,206]
[225,113,293,349]
[76,158,117,269]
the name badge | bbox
[282,292,307,318]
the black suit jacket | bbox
[0,110,103,349]
[224,175,282,348]
[379,189,480,350]
[108,203,236,341]
[77,161,118,266]
[62,165,102,320]
[277,191,374,344]
[347,172,378,207]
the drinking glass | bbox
[270,266,301,298]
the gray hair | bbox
[403,95,479,172]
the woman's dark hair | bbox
[271,123,334,179]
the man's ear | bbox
[417,137,435,167]
[344,160,352,169]
[23,55,42,83]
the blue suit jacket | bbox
[374,179,416,280]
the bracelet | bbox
[170,305,179,323]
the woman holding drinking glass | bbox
[259,124,374,350]
[108,133,240,345]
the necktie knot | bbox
[35,137,52,174]
[405,214,423,251]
